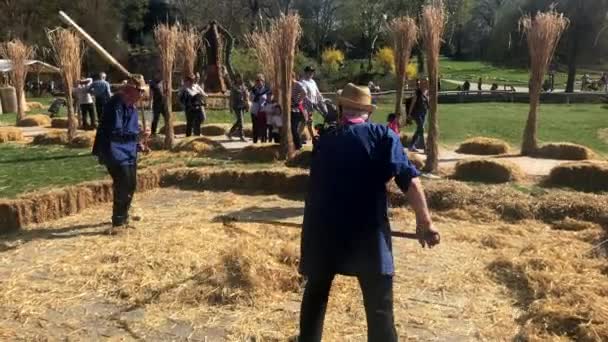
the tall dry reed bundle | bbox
[154,23,180,149]
[179,25,202,77]
[47,29,83,140]
[0,39,36,123]
[274,14,302,159]
[388,17,418,117]
[520,11,569,155]
[421,1,446,173]
[244,31,278,93]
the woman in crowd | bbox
[407,79,429,152]
[227,74,249,141]
[179,75,208,137]
[250,74,271,143]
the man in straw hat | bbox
[298,83,440,341]
[93,74,148,234]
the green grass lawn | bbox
[0,144,106,198]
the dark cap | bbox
[304,66,316,73]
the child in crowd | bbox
[387,113,400,135]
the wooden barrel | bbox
[0,86,18,113]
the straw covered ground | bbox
[1,187,606,341]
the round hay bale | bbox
[286,150,312,168]
[453,159,523,184]
[201,124,229,137]
[0,86,17,113]
[407,151,425,170]
[547,161,608,192]
[27,101,44,111]
[32,131,69,145]
[148,134,168,151]
[68,133,95,149]
[533,143,595,160]
[0,127,23,143]
[17,114,52,127]
[160,123,187,136]
[51,118,69,128]
[172,137,226,154]
[238,145,281,163]
[456,137,511,155]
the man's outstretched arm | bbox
[396,175,440,248]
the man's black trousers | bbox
[107,164,137,227]
[299,273,398,342]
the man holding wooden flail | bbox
[93,75,148,233]
[298,84,440,341]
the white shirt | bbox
[301,78,322,105]
[74,79,94,104]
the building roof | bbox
[0,59,60,74]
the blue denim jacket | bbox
[92,95,139,166]
[300,123,420,276]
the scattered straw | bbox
[456,137,511,155]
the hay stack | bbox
[388,17,418,117]
[172,137,226,154]
[68,133,95,149]
[47,28,84,141]
[51,118,69,128]
[32,131,69,145]
[160,123,187,136]
[533,143,595,160]
[27,101,44,111]
[148,134,167,151]
[286,150,312,169]
[0,40,35,123]
[456,137,511,155]
[201,124,229,137]
[547,161,608,192]
[0,127,23,143]
[17,114,52,127]
[421,1,446,173]
[407,151,425,170]
[454,159,523,183]
[238,145,282,163]
[519,11,569,155]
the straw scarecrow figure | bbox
[154,23,179,149]
[0,39,36,124]
[47,29,84,140]
[421,0,446,173]
[388,17,418,118]
[520,11,569,155]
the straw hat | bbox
[338,83,376,112]
[124,74,146,90]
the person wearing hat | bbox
[93,75,148,233]
[298,83,440,341]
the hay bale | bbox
[407,151,424,170]
[160,123,187,136]
[237,145,281,163]
[0,127,23,143]
[148,134,167,151]
[27,101,44,111]
[68,133,95,149]
[32,131,69,145]
[51,118,69,128]
[17,114,52,127]
[286,150,312,169]
[201,124,229,137]
[172,136,226,154]
[456,137,511,155]
[453,159,523,183]
[534,143,595,160]
[547,161,608,192]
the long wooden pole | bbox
[58,11,131,77]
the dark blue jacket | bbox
[92,94,139,166]
[300,123,420,277]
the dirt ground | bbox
[1,188,606,341]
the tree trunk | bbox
[163,80,174,149]
[521,83,540,155]
[424,73,439,173]
[15,88,26,123]
[65,80,77,141]
[395,76,405,116]
[565,34,578,93]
